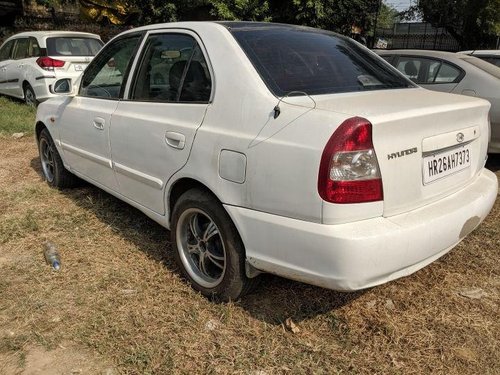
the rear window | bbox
[47,37,103,57]
[230,27,413,96]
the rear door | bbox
[110,30,212,214]
[58,34,142,191]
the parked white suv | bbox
[0,31,103,105]
[35,22,498,301]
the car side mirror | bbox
[49,78,73,95]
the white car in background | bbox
[0,31,103,105]
[35,23,497,301]
[376,49,500,153]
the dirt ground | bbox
[0,135,499,374]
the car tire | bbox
[38,128,79,189]
[24,84,38,107]
[171,188,259,301]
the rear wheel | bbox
[24,84,38,107]
[39,128,78,188]
[171,189,259,301]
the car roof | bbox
[116,21,342,40]
[6,31,101,40]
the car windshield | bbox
[230,26,414,96]
[461,56,500,78]
[46,37,103,57]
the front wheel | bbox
[39,128,78,188]
[171,189,259,301]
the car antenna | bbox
[273,91,316,119]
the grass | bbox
[0,98,499,374]
[0,96,36,135]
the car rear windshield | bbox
[230,26,414,96]
[47,37,103,57]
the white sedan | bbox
[35,22,498,301]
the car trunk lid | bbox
[308,88,491,216]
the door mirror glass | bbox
[50,78,73,95]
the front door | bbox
[110,31,212,214]
[0,39,15,95]
[58,34,142,191]
[5,38,31,97]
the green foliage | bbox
[403,0,500,48]
[210,0,270,21]
[126,0,383,36]
[377,2,399,29]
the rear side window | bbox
[47,37,103,57]
[434,63,461,83]
[13,38,29,59]
[231,27,413,96]
[0,40,15,61]
[395,56,462,84]
[131,33,212,102]
[28,37,41,58]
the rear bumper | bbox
[225,168,498,291]
[32,77,57,102]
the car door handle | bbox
[93,118,105,130]
[165,131,185,149]
[17,64,24,68]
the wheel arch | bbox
[35,121,47,142]
[168,177,222,224]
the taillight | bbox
[36,57,65,71]
[318,117,383,204]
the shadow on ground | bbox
[30,157,363,324]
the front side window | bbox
[0,40,15,61]
[80,35,141,99]
[231,26,413,96]
[131,33,211,102]
[47,37,103,57]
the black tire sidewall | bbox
[24,84,37,106]
[171,189,247,301]
[39,129,64,188]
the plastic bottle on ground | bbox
[44,241,61,271]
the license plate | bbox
[74,64,86,71]
[423,144,471,184]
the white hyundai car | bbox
[35,22,498,301]
[0,31,103,105]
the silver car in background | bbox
[376,49,500,153]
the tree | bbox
[403,0,500,49]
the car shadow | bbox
[30,157,364,324]
[486,153,500,172]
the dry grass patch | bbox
[0,134,499,374]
